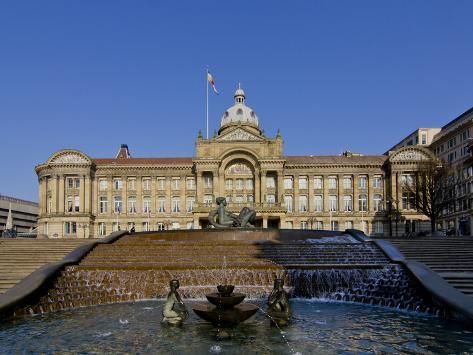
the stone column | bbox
[58,175,65,213]
[107,176,113,216]
[80,175,86,213]
[84,175,91,214]
[294,174,299,212]
[52,175,59,214]
[353,174,359,212]
[277,171,284,204]
[196,172,203,203]
[255,170,261,204]
[260,170,267,204]
[136,175,142,215]
[323,175,329,213]
[308,174,314,212]
[91,176,97,216]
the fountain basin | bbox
[206,292,246,308]
[192,303,258,327]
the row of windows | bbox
[225,179,254,190]
[98,221,193,235]
[285,220,384,233]
[100,196,197,214]
[283,176,383,190]
[283,194,383,212]
[98,177,205,191]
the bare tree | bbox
[402,160,449,233]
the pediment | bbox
[217,128,263,142]
[389,147,434,162]
[48,150,92,165]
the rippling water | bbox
[1,300,472,354]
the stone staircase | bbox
[0,238,89,294]
[388,237,473,297]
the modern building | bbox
[385,128,441,154]
[35,86,435,238]
[0,194,38,234]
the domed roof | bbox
[220,85,259,128]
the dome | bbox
[220,85,259,128]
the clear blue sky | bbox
[1,0,472,201]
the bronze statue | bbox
[162,279,188,326]
[208,197,256,228]
[267,278,291,326]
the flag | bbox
[207,71,219,94]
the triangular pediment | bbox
[216,127,264,142]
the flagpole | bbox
[206,67,209,140]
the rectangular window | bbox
[402,192,415,210]
[99,179,108,191]
[374,221,384,234]
[67,196,73,212]
[284,195,293,212]
[157,198,166,213]
[128,197,137,214]
[157,178,166,190]
[246,179,254,189]
[64,221,77,235]
[143,196,151,213]
[74,196,80,212]
[343,177,352,189]
[314,177,323,189]
[374,194,383,212]
[128,178,136,190]
[331,221,339,231]
[314,195,323,212]
[75,178,80,189]
[343,195,352,212]
[298,176,308,189]
[328,177,337,189]
[300,221,308,230]
[67,178,74,189]
[401,174,415,187]
[373,176,383,189]
[114,196,122,213]
[127,222,135,232]
[98,222,106,236]
[204,175,213,188]
[329,195,337,211]
[315,221,323,230]
[99,196,108,213]
[186,178,196,190]
[204,195,213,206]
[112,222,120,232]
[172,198,180,213]
[187,197,195,212]
[421,133,427,145]
[266,176,276,188]
[142,222,150,232]
[358,194,368,212]
[236,179,244,190]
[299,195,308,212]
[172,178,180,190]
[266,194,275,205]
[142,178,151,191]
[113,178,123,190]
[358,176,367,189]
[157,222,165,231]
[284,176,293,189]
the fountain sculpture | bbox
[192,284,258,329]
[267,278,292,327]
[208,197,256,228]
[162,279,188,326]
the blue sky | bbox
[1,0,472,201]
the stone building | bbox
[35,87,433,238]
[0,194,38,234]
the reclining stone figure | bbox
[208,197,256,228]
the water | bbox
[2,300,472,354]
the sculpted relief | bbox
[218,128,261,141]
[391,150,431,162]
[51,153,89,164]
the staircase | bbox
[0,238,89,294]
[388,237,473,297]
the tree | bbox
[402,160,449,233]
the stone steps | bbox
[388,237,473,297]
[0,239,90,294]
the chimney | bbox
[116,144,131,159]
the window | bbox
[402,192,415,210]
[266,176,276,188]
[157,178,166,190]
[373,176,383,189]
[236,179,244,190]
[157,222,165,231]
[112,222,120,232]
[98,222,106,236]
[266,194,275,205]
[374,194,383,212]
[67,178,74,189]
[300,221,308,229]
[284,176,293,189]
[315,221,323,230]
[114,196,122,213]
[142,222,150,232]
[329,195,337,211]
[374,221,384,234]
[128,178,136,191]
[246,179,254,189]
[99,179,108,191]
[127,222,135,232]
[331,221,339,231]
[143,196,151,213]
[299,195,308,212]
[172,198,180,213]
[172,178,180,190]
[128,196,137,214]
[358,194,368,212]
[67,196,73,212]
[328,177,337,189]
[186,178,195,190]
[284,195,293,212]
[204,195,213,206]
[343,177,352,189]
[345,221,353,230]
[343,195,352,212]
[64,221,77,235]
[314,195,323,212]
[298,176,308,189]
[157,197,166,213]
[314,177,323,189]
[187,197,195,212]
[99,196,108,213]
[113,178,123,190]
[359,176,367,189]
[286,221,293,229]
[204,174,213,188]
[421,133,427,145]
[74,196,80,212]
[401,175,414,187]
[247,195,254,203]
[225,179,233,190]
[142,178,151,191]
[235,195,244,204]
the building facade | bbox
[0,194,38,234]
[35,87,434,238]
